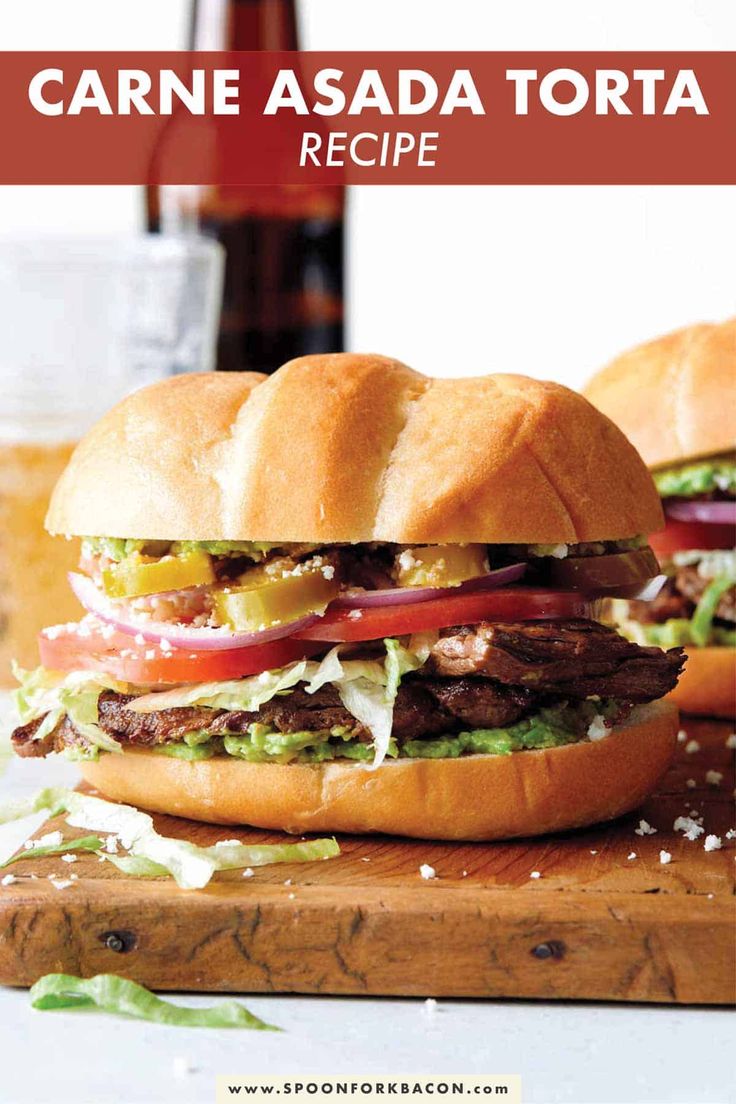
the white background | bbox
[1,0,735,390]
[1,7,735,1103]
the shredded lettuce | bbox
[130,659,312,715]
[0,788,340,890]
[1,835,103,869]
[12,664,129,754]
[0,787,69,826]
[30,973,276,1029]
[100,853,169,877]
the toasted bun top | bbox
[47,353,663,543]
[584,319,736,470]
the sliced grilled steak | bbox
[428,619,685,701]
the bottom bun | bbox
[666,647,735,718]
[78,700,678,841]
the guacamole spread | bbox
[146,698,623,766]
[654,457,736,498]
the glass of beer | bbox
[0,235,223,683]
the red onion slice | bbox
[330,562,527,608]
[68,572,319,651]
[666,500,736,525]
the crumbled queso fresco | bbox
[586,714,609,741]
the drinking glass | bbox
[0,234,224,683]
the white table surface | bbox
[1,710,733,1104]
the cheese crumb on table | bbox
[673,815,705,840]
[627,852,637,860]
[705,770,723,786]
[725,829,736,840]
[1,874,17,886]
[659,850,672,865]
[635,819,657,836]
[726,734,736,749]
[242,868,254,878]
[529,870,542,879]
[684,739,700,754]
[686,779,696,789]
[422,998,438,1017]
[677,729,688,744]
[704,835,722,852]
[419,864,437,880]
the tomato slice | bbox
[293,588,600,643]
[38,624,325,685]
[649,520,736,559]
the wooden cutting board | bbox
[0,718,733,1004]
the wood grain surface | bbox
[0,718,734,1004]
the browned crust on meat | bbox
[428,619,685,700]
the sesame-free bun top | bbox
[584,319,736,470]
[47,353,663,544]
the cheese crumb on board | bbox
[419,864,437,880]
[635,819,657,836]
[627,852,637,860]
[673,815,705,840]
[529,870,542,879]
[705,770,723,786]
[659,850,672,865]
[684,739,700,754]
[704,835,722,852]
[1,874,17,886]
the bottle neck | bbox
[191,0,298,50]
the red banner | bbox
[1,51,733,184]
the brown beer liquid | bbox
[146,0,345,374]
[0,442,82,684]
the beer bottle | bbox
[146,0,345,373]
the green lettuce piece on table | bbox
[30,973,276,1029]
